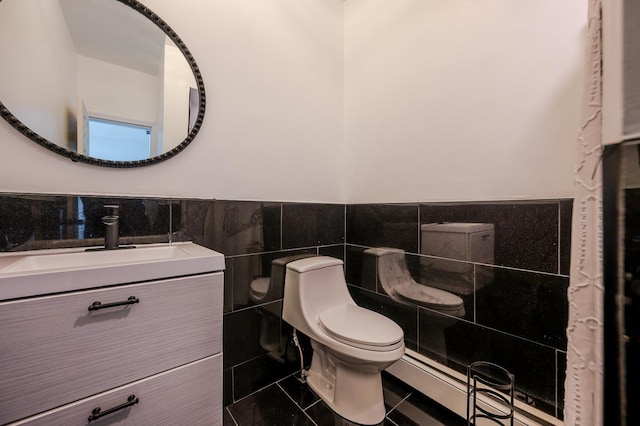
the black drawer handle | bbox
[88,296,140,311]
[88,394,139,421]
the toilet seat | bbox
[394,282,464,314]
[319,305,404,352]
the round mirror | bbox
[0,0,205,167]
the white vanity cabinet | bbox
[0,243,224,425]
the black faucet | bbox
[102,205,120,249]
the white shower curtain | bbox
[564,0,604,424]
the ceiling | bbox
[58,0,166,76]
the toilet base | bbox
[307,341,386,425]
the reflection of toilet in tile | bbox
[249,254,316,361]
[363,247,464,363]
[420,223,495,295]
[363,247,465,316]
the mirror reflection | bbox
[0,0,202,164]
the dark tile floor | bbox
[224,371,466,426]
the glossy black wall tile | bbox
[427,315,558,417]
[215,202,345,405]
[475,266,569,349]
[347,204,419,253]
[226,250,317,311]
[1,193,570,420]
[178,200,281,255]
[223,368,233,407]
[420,201,560,274]
[282,203,344,248]
[349,286,419,351]
[319,244,345,260]
[0,194,173,251]
[0,194,65,249]
[560,199,573,275]
[80,196,170,239]
[557,350,567,420]
[223,305,267,369]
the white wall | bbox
[0,0,345,202]
[77,55,159,127]
[162,42,196,154]
[0,0,586,203]
[0,0,77,149]
[344,0,586,202]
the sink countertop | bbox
[0,242,225,301]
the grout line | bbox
[555,348,559,419]
[473,264,477,324]
[306,399,322,411]
[344,243,570,278]
[224,298,282,315]
[385,390,414,416]
[223,244,344,259]
[229,380,282,406]
[280,203,283,251]
[276,382,319,426]
[557,201,562,275]
[225,406,239,426]
[344,204,347,261]
[417,204,421,256]
[230,365,235,406]
[168,199,173,242]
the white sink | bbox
[0,242,225,300]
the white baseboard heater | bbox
[385,350,562,426]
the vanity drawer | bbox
[13,354,223,426]
[0,273,222,425]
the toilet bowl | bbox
[363,247,465,317]
[283,256,405,425]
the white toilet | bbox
[363,247,465,317]
[282,256,405,425]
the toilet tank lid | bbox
[421,223,494,233]
[286,256,343,273]
[272,253,317,267]
[363,247,405,256]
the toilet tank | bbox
[420,223,494,273]
[269,253,317,299]
[282,257,355,335]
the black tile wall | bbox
[559,200,573,275]
[437,317,558,415]
[475,266,569,349]
[282,203,344,248]
[349,286,419,352]
[556,350,567,420]
[346,199,570,419]
[0,193,570,420]
[420,201,565,274]
[0,194,173,251]
[206,202,345,405]
[177,200,280,255]
[346,204,419,253]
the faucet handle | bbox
[104,204,120,217]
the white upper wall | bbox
[0,0,586,203]
[0,0,345,202]
[0,0,77,150]
[77,55,159,126]
[344,0,586,202]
